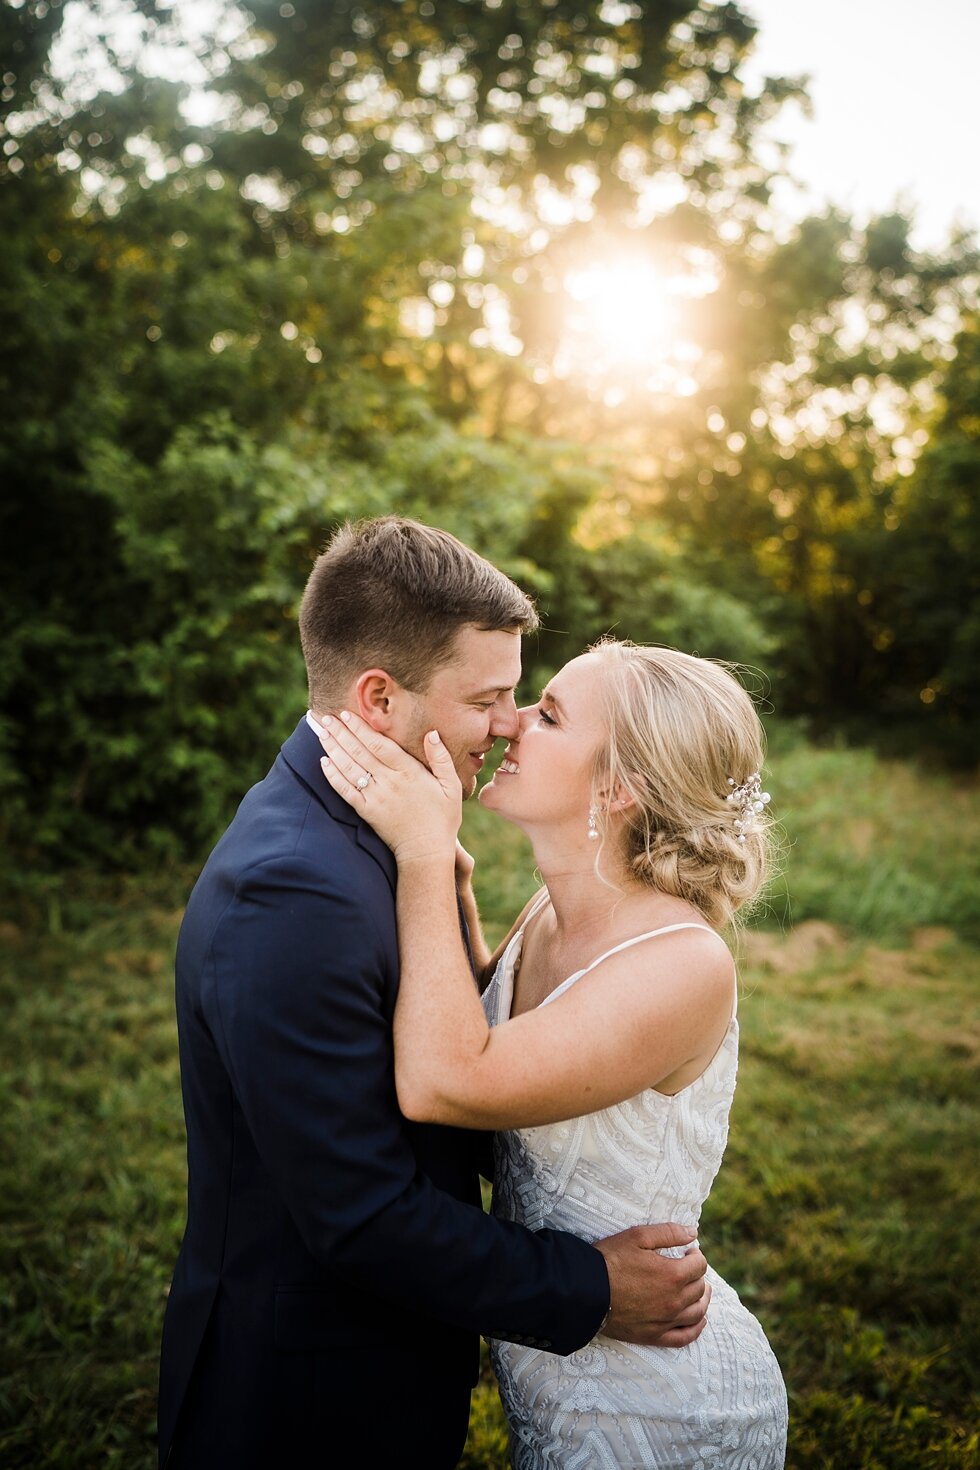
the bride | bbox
[315,638,788,1469]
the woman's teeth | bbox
[499,759,520,775]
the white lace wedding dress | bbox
[483,898,788,1469]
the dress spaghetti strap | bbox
[574,921,724,981]
[525,917,734,1014]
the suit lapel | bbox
[280,719,397,895]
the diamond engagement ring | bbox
[355,773,372,790]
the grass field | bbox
[1,730,978,1467]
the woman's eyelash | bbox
[538,707,556,725]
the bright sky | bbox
[742,0,979,248]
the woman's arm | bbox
[317,714,735,1132]
[452,841,491,987]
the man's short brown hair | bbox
[298,517,539,707]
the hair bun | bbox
[591,641,774,928]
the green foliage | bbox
[565,526,774,666]
[2,413,315,861]
[210,0,779,200]
[869,311,980,755]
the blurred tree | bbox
[189,0,801,421]
[868,310,980,758]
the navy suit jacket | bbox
[158,719,608,1467]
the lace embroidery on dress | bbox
[483,901,788,1469]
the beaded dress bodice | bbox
[482,897,787,1469]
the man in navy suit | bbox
[159,518,709,1467]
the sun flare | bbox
[556,255,717,397]
[565,262,678,365]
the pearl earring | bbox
[587,806,599,840]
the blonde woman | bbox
[315,640,787,1468]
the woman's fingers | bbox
[314,715,460,808]
[314,714,452,816]
[314,713,461,861]
[319,734,371,794]
[320,754,362,802]
[424,730,463,801]
[311,709,408,772]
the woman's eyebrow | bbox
[541,689,567,720]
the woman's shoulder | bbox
[617,890,723,941]
[590,896,733,982]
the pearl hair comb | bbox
[726,772,771,842]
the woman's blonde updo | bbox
[589,640,774,930]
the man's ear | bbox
[352,669,404,731]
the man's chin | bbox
[459,773,479,800]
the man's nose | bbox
[507,702,537,740]
[489,693,520,740]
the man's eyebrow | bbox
[468,684,516,698]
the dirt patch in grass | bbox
[742,921,959,977]
[741,920,848,973]
[737,928,980,1076]
[910,925,957,951]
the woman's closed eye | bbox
[537,706,557,726]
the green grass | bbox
[1,734,978,1467]
[758,725,980,943]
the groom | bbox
[158,517,710,1468]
